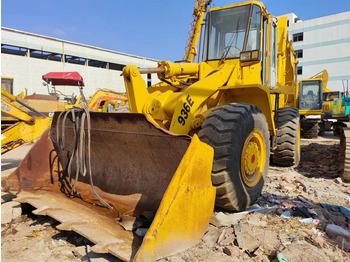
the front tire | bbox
[198,103,269,211]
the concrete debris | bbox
[202,227,221,246]
[236,232,260,252]
[167,256,186,262]
[219,234,235,246]
[1,201,22,224]
[223,245,242,257]
[217,229,226,244]
[210,211,247,227]
[279,242,340,261]
[245,213,267,227]
[253,246,264,256]
[74,246,87,258]
[252,255,270,262]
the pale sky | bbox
[2,0,350,61]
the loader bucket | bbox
[3,111,216,261]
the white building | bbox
[1,27,159,98]
[281,11,350,91]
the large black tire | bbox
[272,107,300,167]
[198,103,270,211]
[301,118,320,138]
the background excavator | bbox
[42,71,128,111]
[298,70,330,138]
[1,76,65,130]
[4,1,301,261]
[1,88,52,153]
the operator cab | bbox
[298,80,323,110]
[203,4,261,61]
[202,2,278,88]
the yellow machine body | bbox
[124,1,298,137]
[75,89,128,112]
[1,89,53,154]
[1,118,52,153]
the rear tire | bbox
[272,107,300,167]
[198,103,269,211]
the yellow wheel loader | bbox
[3,1,300,261]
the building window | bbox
[65,55,86,65]
[48,53,62,62]
[293,32,303,42]
[88,59,107,68]
[109,63,125,71]
[287,20,289,27]
[1,77,14,94]
[295,49,303,58]
[1,45,28,56]
[297,66,303,75]
[30,49,62,61]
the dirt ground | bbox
[2,132,350,262]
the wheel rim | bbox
[241,130,266,187]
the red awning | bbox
[42,72,84,86]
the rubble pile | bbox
[164,140,350,261]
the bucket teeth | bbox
[56,220,89,230]
[32,206,61,215]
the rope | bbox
[56,107,112,209]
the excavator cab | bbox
[299,79,323,111]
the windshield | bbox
[203,4,261,61]
[299,80,322,110]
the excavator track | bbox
[340,127,350,181]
